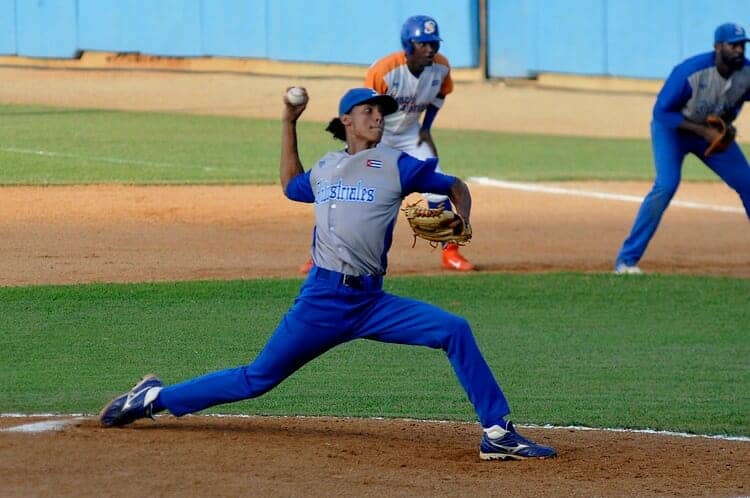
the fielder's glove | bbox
[704,115,736,157]
[401,201,472,247]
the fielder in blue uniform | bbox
[98,87,556,460]
[615,22,750,274]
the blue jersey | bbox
[654,52,750,128]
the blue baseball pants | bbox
[158,266,511,428]
[617,121,750,265]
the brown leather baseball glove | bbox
[401,201,472,247]
[704,115,736,157]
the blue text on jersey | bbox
[315,178,376,204]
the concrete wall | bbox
[0,0,478,66]
[488,0,750,78]
[1,0,750,78]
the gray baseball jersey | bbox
[285,143,455,276]
[655,52,750,127]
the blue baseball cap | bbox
[714,22,750,44]
[338,88,398,116]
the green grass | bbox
[0,104,733,184]
[1,103,747,439]
[2,274,748,437]
[0,105,330,184]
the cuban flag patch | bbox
[366,159,383,168]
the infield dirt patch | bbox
[1,416,748,498]
[0,66,748,497]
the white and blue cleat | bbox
[479,422,557,460]
[99,374,163,428]
[614,261,644,275]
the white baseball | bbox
[286,87,306,106]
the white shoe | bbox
[614,262,643,275]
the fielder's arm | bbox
[678,118,723,143]
[418,95,445,156]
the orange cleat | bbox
[299,257,314,274]
[441,243,475,271]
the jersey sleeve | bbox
[284,170,315,203]
[435,54,454,99]
[364,59,391,94]
[737,64,750,120]
[652,66,693,128]
[397,153,456,196]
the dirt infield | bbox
[1,182,748,287]
[1,416,748,498]
[1,66,749,497]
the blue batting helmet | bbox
[400,15,442,54]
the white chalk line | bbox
[2,413,746,442]
[0,146,228,172]
[469,176,746,214]
[3,148,744,214]
[1,415,85,433]
[1,146,178,168]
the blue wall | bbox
[0,0,478,66]
[15,0,78,58]
[606,0,683,79]
[487,0,750,78]
[0,0,16,55]
[202,0,267,58]
[78,0,204,56]
[265,0,478,66]
[3,0,750,78]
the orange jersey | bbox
[364,51,453,136]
